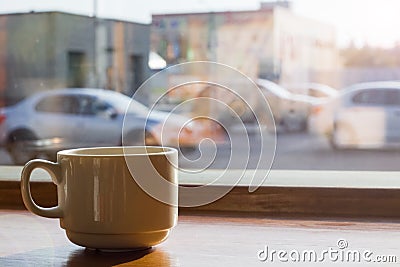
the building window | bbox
[67,51,86,88]
[130,55,144,93]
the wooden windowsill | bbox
[3,210,400,266]
[1,166,400,218]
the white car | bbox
[0,88,225,164]
[309,81,400,149]
[257,79,321,132]
[284,82,338,99]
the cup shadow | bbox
[67,247,155,266]
[0,245,171,267]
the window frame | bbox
[1,166,400,218]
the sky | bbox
[0,0,400,48]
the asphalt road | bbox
[272,132,400,171]
[0,149,11,165]
[2,132,400,171]
[180,131,400,171]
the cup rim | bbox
[57,146,177,157]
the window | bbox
[130,55,144,93]
[77,96,112,116]
[383,89,400,106]
[35,95,79,114]
[352,89,400,106]
[352,89,386,105]
[0,1,399,175]
[67,51,86,88]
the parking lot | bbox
[2,132,400,171]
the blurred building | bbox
[0,12,150,106]
[151,2,341,88]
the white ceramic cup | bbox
[21,146,178,250]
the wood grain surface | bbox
[1,210,400,266]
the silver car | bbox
[0,88,225,164]
[309,81,400,149]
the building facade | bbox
[0,12,150,106]
[151,4,340,88]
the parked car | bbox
[256,79,321,132]
[0,88,225,164]
[306,83,338,99]
[284,82,338,99]
[308,81,400,149]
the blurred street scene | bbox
[1,1,400,171]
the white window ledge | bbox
[2,166,400,188]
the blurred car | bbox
[285,82,338,99]
[306,83,338,99]
[308,81,400,149]
[0,88,225,164]
[256,79,321,132]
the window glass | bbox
[384,89,400,106]
[35,95,79,114]
[78,96,115,116]
[0,1,400,174]
[352,89,386,105]
[352,88,400,106]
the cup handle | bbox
[21,159,64,218]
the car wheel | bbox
[6,129,38,165]
[330,123,355,149]
[282,117,306,133]
[329,131,339,149]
